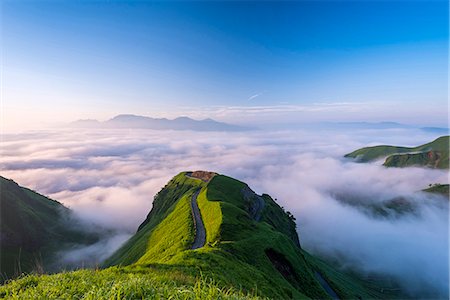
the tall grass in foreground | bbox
[0,268,263,300]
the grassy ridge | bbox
[137,192,195,263]
[1,172,398,299]
[197,188,222,244]
[103,173,204,267]
[345,136,449,169]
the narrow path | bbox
[191,190,206,249]
[314,271,340,300]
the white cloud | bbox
[247,93,262,101]
[0,127,448,297]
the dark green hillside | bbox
[423,184,449,197]
[345,145,411,162]
[345,136,449,169]
[0,176,98,281]
[1,172,398,299]
[383,149,449,169]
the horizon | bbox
[3,112,450,134]
[2,1,448,131]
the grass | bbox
[137,192,195,264]
[345,136,449,169]
[0,176,99,281]
[423,184,449,196]
[197,188,222,244]
[0,267,263,300]
[103,172,205,267]
[1,172,401,299]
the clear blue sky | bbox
[2,1,448,129]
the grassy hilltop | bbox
[345,136,449,169]
[1,172,397,299]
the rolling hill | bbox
[1,171,401,299]
[0,176,99,281]
[344,136,449,169]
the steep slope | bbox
[345,136,449,169]
[0,176,98,281]
[104,172,391,299]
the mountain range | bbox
[70,114,249,131]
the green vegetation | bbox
[345,136,449,169]
[1,172,400,299]
[0,176,98,282]
[103,173,205,266]
[334,193,419,219]
[0,266,262,300]
[423,184,449,196]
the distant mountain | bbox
[345,136,449,169]
[320,122,449,132]
[0,176,99,281]
[70,114,250,131]
[323,121,412,130]
[420,127,449,134]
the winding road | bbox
[190,189,206,249]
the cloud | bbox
[247,93,262,101]
[0,127,448,297]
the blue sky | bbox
[2,1,448,129]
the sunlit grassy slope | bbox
[0,267,262,300]
[345,136,449,169]
[1,172,397,299]
[0,176,98,282]
[105,172,392,299]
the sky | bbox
[1,0,448,130]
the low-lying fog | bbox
[1,127,448,297]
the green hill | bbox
[345,136,449,169]
[0,172,399,299]
[0,176,99,281]
[423,184,449,197]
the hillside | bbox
[102,172,393,299]
[0,176,99,281]
[0,172,400,299]
[423,184,449,196]
[344,136,449,169]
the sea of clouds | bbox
[1,127,448,297]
